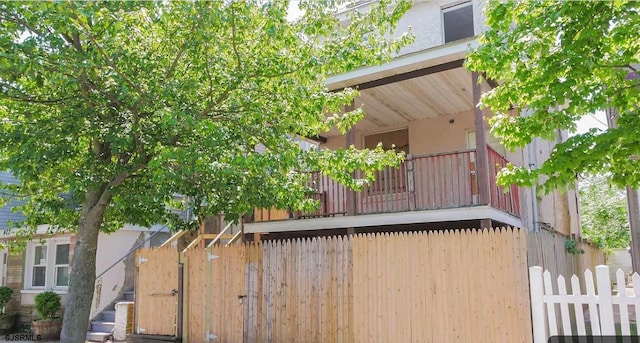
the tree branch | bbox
[230,4,243,71]
[70,10,148,102]
[0,12,45,37]
[0,91,79,105]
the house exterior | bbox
[246,0,582,241]
[0,171,170,336]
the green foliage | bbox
[466,1,640,192]
[564,238,585,255]
[34,291,61,320]
[0,0,413,239]
[0,286,14,315]
[579,174,630,252]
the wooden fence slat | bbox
[543,270,558,337]
[617,269,631,336]
[557,275,571,335]
[585,269,601,335]
[596,265,616,335]
[570,275,587,336]
[634,273,640,337]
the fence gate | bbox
[136,247,180,336]
[184,245,246,342]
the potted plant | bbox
[0,286,16,333]
[32,291,62,339]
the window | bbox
[25,238,70,289]
[32,245,47,287]
[0,249,7,286]
[442,2,474,43]
[54,243,69,287]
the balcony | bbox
[252,146,520,225]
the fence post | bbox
[529,266,547,343]
[180,252,189,343]
[596,265,615,335]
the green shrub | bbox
[0,287,13,315]
[34,291,60,320]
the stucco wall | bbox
[394,0,487,56]
[89,229,147,319]
[341,0,488,57]
[322,111,475,155]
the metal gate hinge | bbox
[138,256,148,264]
[208,333,218,340]
[208,253,219,261]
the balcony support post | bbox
[472,72,491,206]
[406,154,416,211]
[345,101,357,217]
[480,218,493,230]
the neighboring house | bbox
[247,0,582,241]
[0,171,170,340]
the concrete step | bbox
[91,320,115,333]
[124,290,134,301]
[86,331,111,342]
[101,310,116,322]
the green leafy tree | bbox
[0,1,412,341]
[579,175,630,253]
[465,1,640,192]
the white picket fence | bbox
[530,265,640,342]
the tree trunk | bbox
[61,188,110,343]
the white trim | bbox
[20,289,68,295]
[442,1,473,12]
[245,206,522,233]
[0,249,7,287]
[24,237,70,291]
[325,39,477,90]
[0,224,71,239]
[0,223,169,239]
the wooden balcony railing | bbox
[253,147,520,222]
[356,150,477,214]
[487,147,521,217]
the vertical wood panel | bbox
[352,228,532,343]
[137,228,547,343]
[136,247,179,336]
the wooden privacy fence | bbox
[530,265,640,343]
[527,230,604,285]
[136,228,533,343]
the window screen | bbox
[443,3,474,43]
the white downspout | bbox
[525,109,540,232]
[528,140,540,232]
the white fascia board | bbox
[0,224,72,239]
[245,206,522,233]
[326,38,478,90]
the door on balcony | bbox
[362,129,409,213]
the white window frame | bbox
[24,237,70,290]
[0,248,7,287]
[441,1,475,44]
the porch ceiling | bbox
[325,66,475,137]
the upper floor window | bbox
[25,237,70,289]
[442,2,475,43]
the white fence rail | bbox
[530,265,640,342]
